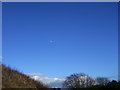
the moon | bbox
[49,40,54,44]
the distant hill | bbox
[2,64,49,88]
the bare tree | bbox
[86,75,95,87]
[63,73,95,88]
[96,77,110,86]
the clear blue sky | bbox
[3,2,118,80]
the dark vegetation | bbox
[1,64,49,89]
[63,73,120,89]
[1,64,120,89]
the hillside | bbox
[2,64,49,88]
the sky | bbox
[2,2,118,81]
[0,1,2,63]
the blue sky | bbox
[0,1,2,63]
[3,2,118,80]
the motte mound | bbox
[1,64,49,88]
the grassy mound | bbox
[2,64,48,88]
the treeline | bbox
[63,73,120,88]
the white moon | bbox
[50,40,54,43]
